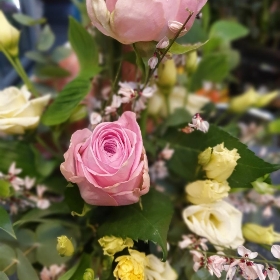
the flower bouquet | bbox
[0,1,280,280]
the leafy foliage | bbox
[0,207,16,239]
[97,189,173,261]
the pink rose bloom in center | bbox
[86,0,207,44]
[60,111,150,206]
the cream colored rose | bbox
[183,200,244,250]
[148,86,210,116]
[113,249,147,280]
[145,254,177,280]
[0,11,20,57]
[0,86,50,134]
[98,236,134,257]
[198,143,240,182]
[186,180,230,205]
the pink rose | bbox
[86,0,207,44]
[60,111,150,206]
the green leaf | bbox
[0,207,16,239]
[169,41,208,55]
[42,76,91,125]
[64,184,84,214]
[0,140,39,178]
[163,125,280,188]
[17,229,37,264]
[209,20,249,42]
[37,24,55,51]
[0,180,10,198]
[35,222,73,266]
[97,189,173,261]
[165,108,192,127]
[16,249,39,280]
[25,51,48,63]
[0,272,9,280]
[51,46,72,63]
[0,244,16,275]
[68,17,100,78]
[191,268,217,280]
[12,13,46,26]
[35,65,70,78]
[59,254,92,280]
[189,54,230,91]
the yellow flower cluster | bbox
[183,143,245,250]
[98,236,177,280]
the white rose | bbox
[198,143,240,182]
[0,86,50,134]
[183,200,244,250]
[185,180,230,205]
[145,254,177,280]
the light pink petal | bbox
[267,268,280,280]
[271,245,280,259]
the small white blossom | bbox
[168,20,188,36]
[40,264,65,280]
[188,113,209,133]
[148,55,158,69]
[90,112,102,125]
[156,36,169,49]
[149,160,168,181]
[24,176,35,190]
[105,95,122,115]
[160,144,174,160]
[141,86,156,98]
[118,81,137,103]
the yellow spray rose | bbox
[186,180,230,205]
[198,143,240,182]
[113,249,147,280]
[56,236,74,257]
[183,200,244,250]
[0,11,20,57]
[0,86,50,134]
[242,223,280,245]
[98,236,134,257]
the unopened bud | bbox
[242,223,280,245]
[0,11,20,57]
[83,268,94,280]
[185,51,198,74]
[157,59,177,94]
[57,235,74,257]
[156,36,169,49]
[148,55,158,69]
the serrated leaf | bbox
[163,125,279,188]
[16,249,39,280]
[189,54,230,91]
[97,189,173,261]
[169,41,208,55]
[12,13,46,26]
[42,76,91,125]
[64,184,84,214]
[37,25,55,51]
[0,272,9,280]
[68,17,100,78]
[0,244,16,275]
[209,20,249,42]
[0,207,16,239]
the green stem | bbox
[1,46,40,97]
[141,9,194,90]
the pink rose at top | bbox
[86,0,207,44]
[60,111,150,206]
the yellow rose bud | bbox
[255,90,278,108]
[98,236,134,257]
[83,268,94,280]
[229,88,258,113]
[0,11,20,57]
[186,180,230,204]
[198,147,212,166]
[157,59,177,95]
[185,50,198,74]
[242,223,280,245]
[113,249,147,280]
[198,143,240,182]
[56,235,74,257]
